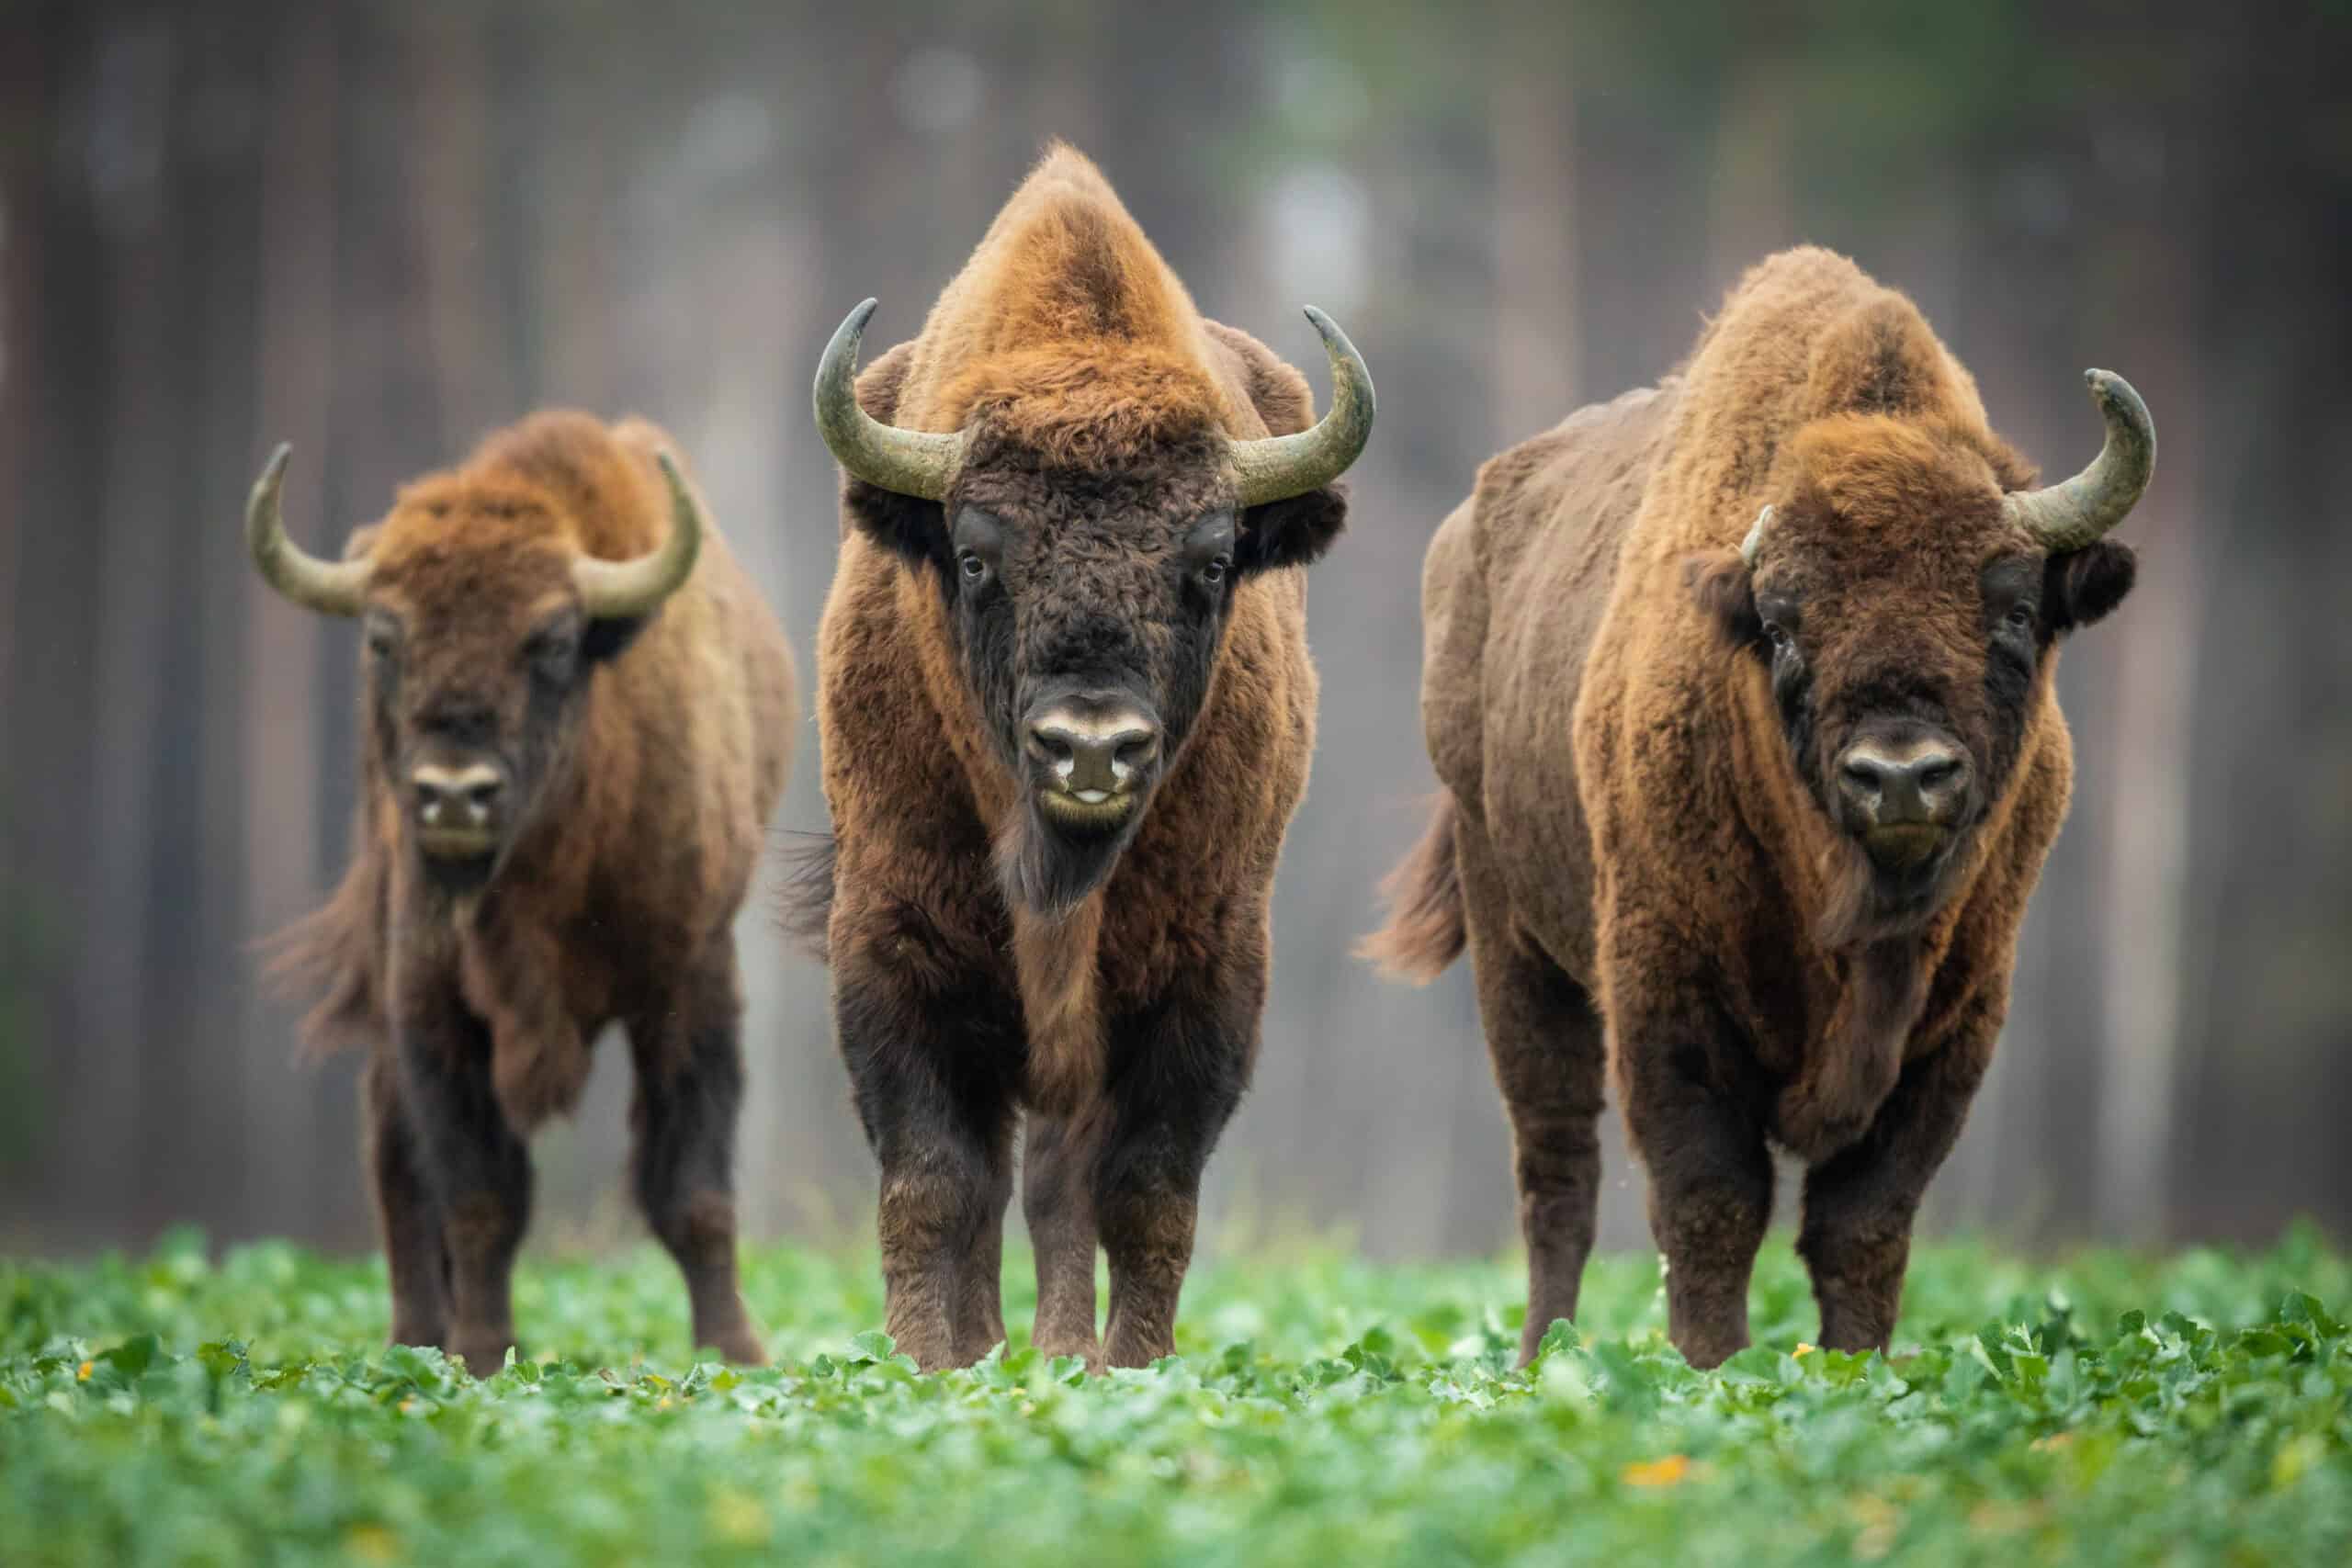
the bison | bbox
[250,413,796,1372]
[1365,248,2151,1368]
[797,145,1374,1370]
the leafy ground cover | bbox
[4,1228,2348,1565]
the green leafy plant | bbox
[2,1230,2346,1564]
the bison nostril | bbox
[1841,759,1884,795]
[1110,731,1160,779]
[413,764,505,829]
[1023,698,1161,796]
[1025,723,1076,768]
[1916,759,1962,795]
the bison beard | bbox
[998,808,1128,942]
[1365,246,2147,1369]
[806,145,1369,1371]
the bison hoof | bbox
[387,1318,447,1351]
[704,1329,768,1367]
[1032,1335,1103,1373]
[447,1332,517,1377]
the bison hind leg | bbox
[627,947,765,1366]
[363,1050,449,1349]
[1453,811,1608,1366]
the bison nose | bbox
[411,761,507,853]
[1838,741,1970,828]
[1023,703,1162,799]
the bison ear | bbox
[1687,549,1763,647]
[582,614,651,664]
[1237,484,1348,576]
[844,478,949,575]
[2043,539,2136,636]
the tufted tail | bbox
[1357,794,1467,984]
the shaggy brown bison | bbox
[1366,248,2151,1368]
[251,413,796,1372]
[799,145,1374,1371]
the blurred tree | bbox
[243,0,343,1236]
[3,0,2346,1255]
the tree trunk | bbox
[242,1,342,1240]
[1492,0,1577,436]
[2091,168,2203,1244]
[1706,56,1797,298]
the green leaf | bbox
[101,1333,160,1378]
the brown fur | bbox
[1367,247,2139,1366]
[1358,794,1465,982]
[810,146,1340,1370]
[267,412,795,1370]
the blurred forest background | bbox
[3,0,2347,1262]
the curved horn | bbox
[2003,369,2155,553]
[1229,307,1376,507]
[1739,503,1775,569]
[573,451,703,619]
[246,443,371,615]
[813,299,963,501]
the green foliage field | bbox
[5,1231,2349,1565]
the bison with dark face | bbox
[253,413,795,1373]
[798,146,1372,1370]
[1365,248,2149,1368]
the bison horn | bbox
[2002,369,2155,553]
[1228,307,1377,507]
[813,299,965,502]
[1739,504,1775,569]
[246,444,372,616]
[573,451,704,619]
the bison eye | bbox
[525,630,578,673]
[2003,601,2037,633]
[1199,554,1231,587]
[1764,621,1793,654]
[957,550,988,583]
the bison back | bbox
[1410,382,1678,981]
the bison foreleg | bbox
[396,996,532,1377]
[1616,991,1774,1370]
[628,947,765,1366]
[1796,1006,1992,1354]
[951,1138,1013,1365]
[835,956,1022,1373]
[871,1114,1007,1372]
[362,1049,449,1349]
[1093,987,1251,1370]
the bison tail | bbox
[775,828,837,963]
[1356,794,1467,984]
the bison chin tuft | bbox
[1812,831,1972,951]
[414,839,500,898]
[994,795,1148,920]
